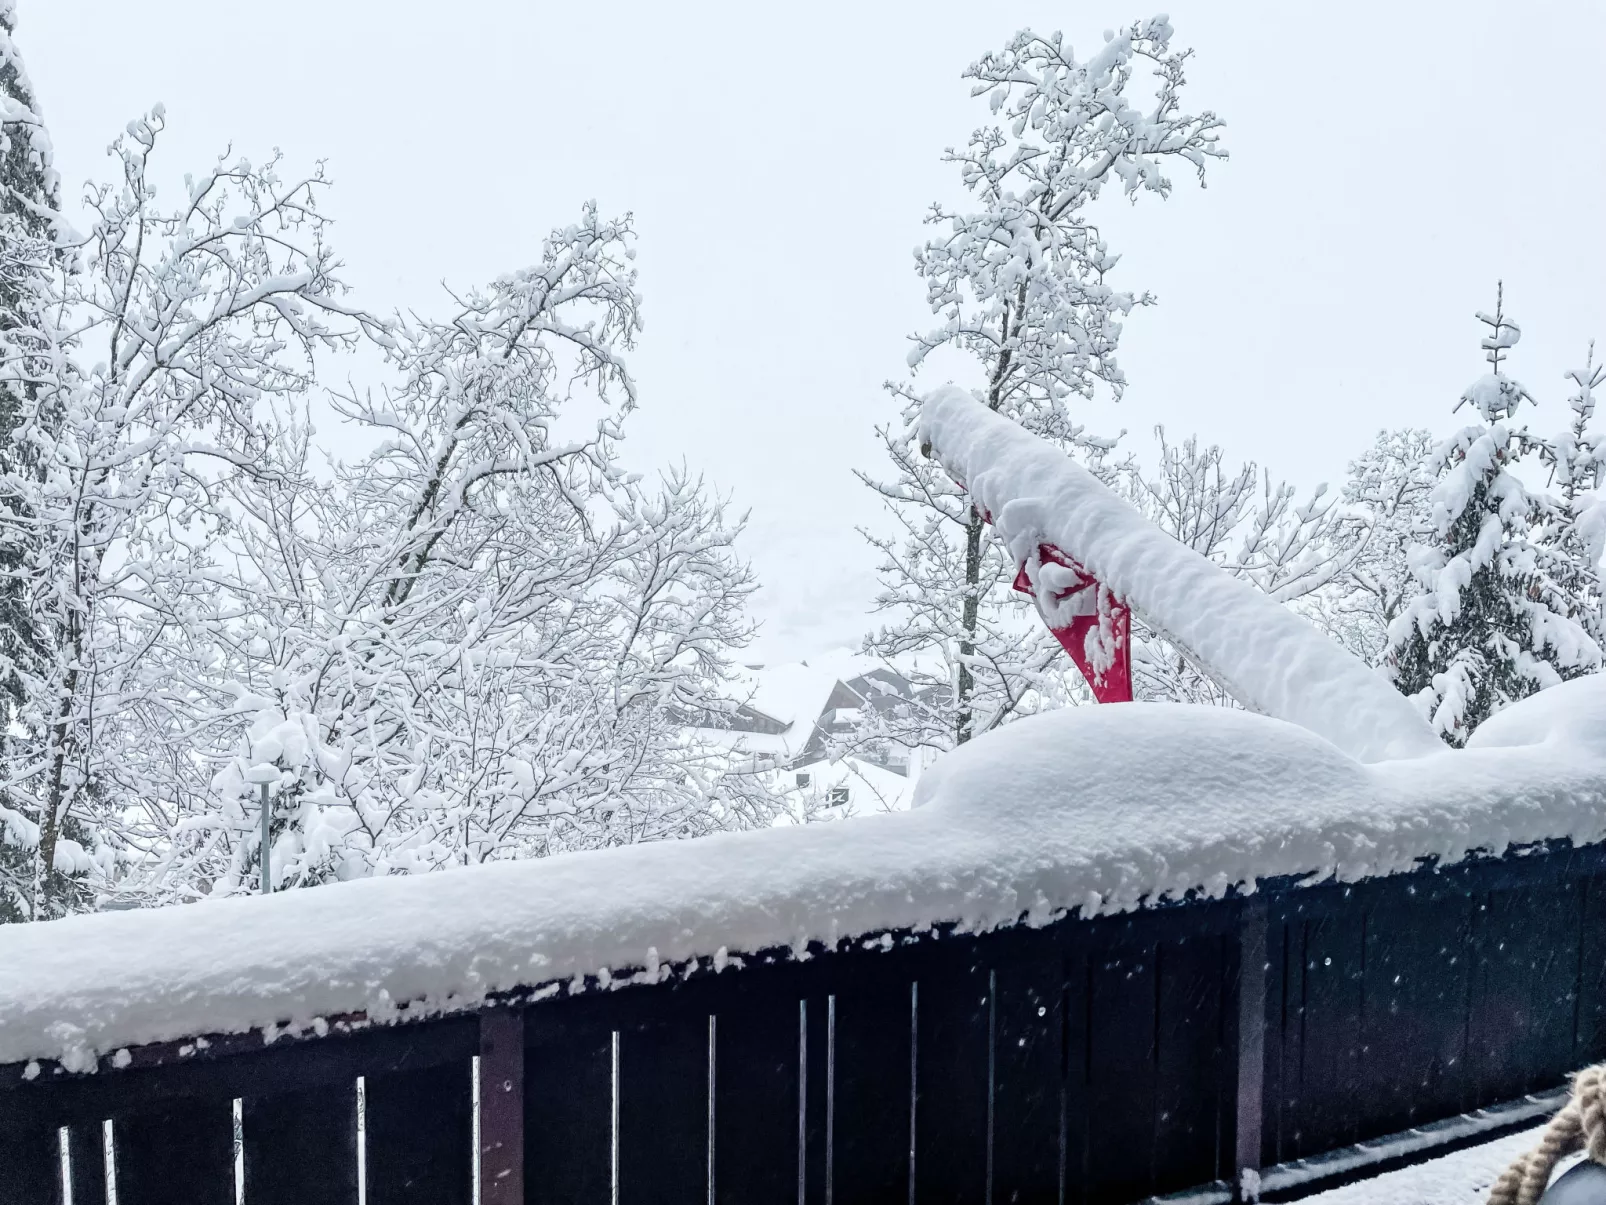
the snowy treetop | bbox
[0,0,58,229]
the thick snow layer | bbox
[917,386,1442,763]
[3,676,1603,1071]
[1301,1124,1575,1204]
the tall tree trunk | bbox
[953,301,1018,746]
[955,504,985,744]
[31,663,76,919]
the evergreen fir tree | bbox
[1388,287,1602,745]
[0,2,53,235]
[0,0,66,919]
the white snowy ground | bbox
[1298,1125,1572,1204]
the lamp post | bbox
[243,764,279,895]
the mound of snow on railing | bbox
[916,385,1442,763]
[3,677,1604,1071]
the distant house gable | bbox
[797,667,923,770]
[684,653,939,777]
[721,703,790,736]
[668,700,789,736]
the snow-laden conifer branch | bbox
[1388,289,1603,744]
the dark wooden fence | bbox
[3,841,1604,1205]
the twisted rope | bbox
[1488,1065,1606,1205]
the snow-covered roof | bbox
[738,649,875,726]
[917,386,1443,763]
[694,649,883,760]
[784,755,917,814]
[3,674,1603,1072]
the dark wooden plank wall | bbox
[3,843,1604,1205]
[0,1018,478,1205]
[1262,850,1606,1169]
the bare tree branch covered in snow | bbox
[1536,343,1606,650]
[0,109,368,917]
[1303,428,1437,667]
[0,112,778,916]
[861,16,1226,753]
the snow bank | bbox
[916,385,1442,763]
[1300,1123,1570,1205]
[4,675,1604,1072]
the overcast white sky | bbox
[22,0,1606,662]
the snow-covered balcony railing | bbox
[4,678,1606,1205]
[5,390,1606,1205]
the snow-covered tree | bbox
[1122,428,1353,703]
[126,215,781,898]
[1388,288,1601,745]
[0,98,783,914]
[1536,343,1606,648]
[0,0,69,919]
[861,16,1225,752]
[0,82,781,917]
[0,111,369,918]
[1306,428,1437,666]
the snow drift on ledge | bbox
[3,675,1605,1072]
[916,384,1442,763]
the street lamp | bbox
[243,764,279,895]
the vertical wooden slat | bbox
[1468,888,1516,1104]
[1232,902,1267,1204]
[244,1082,358,1205]
[714,982,801,1205]
[1262,910,1290,1168]
[1155,932,1227,1197]
[1577,875,1606,1064]
[365,1059,473,1205]
[616,1013,709,1205]
[830,966,914,1205]
[802,993,831,1205]
[992,944,1067,1205]
[1292,904,1365,1155]
[115,1100,235,1205]
[1084,931,1158,1205]
[911,942,990,1205]
[67,1123,107,1205]
[1275,909,1309,1163]
[1063,946,1091,1205]
[0,1119,60,1205]
[1468,880,1583,1106]
[1358,879,1472,1137]
[525,1011,613,1205]
[1530,878,1586,1090]
[479,1009,525,1205]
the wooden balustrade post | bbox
[480,1006,526,1205]
[1234,897,1268,1203]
